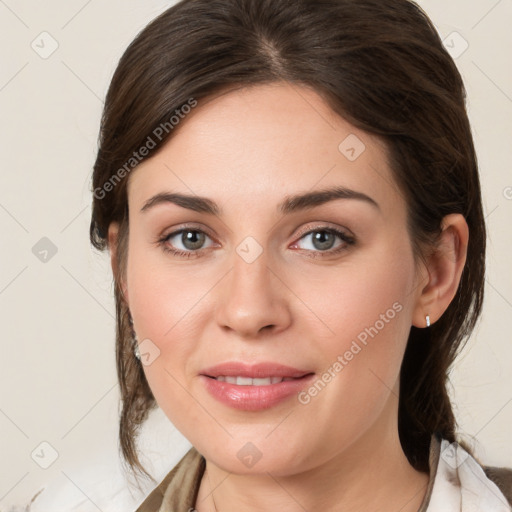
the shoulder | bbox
[484,465,512,506]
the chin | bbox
[191,433,319,477]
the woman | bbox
[89,0,512,510]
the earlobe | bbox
[107,222,129,304]
[412,214,469,328]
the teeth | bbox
[253,377,271,385]
[214,376,296,385]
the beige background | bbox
[0,0,511,510]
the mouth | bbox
[200,361,312,379]
[207,376,300,385]
[199,361,315,411]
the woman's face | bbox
[121,82,426,475]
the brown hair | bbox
[90,0,486,480]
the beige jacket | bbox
[135,435,512,511]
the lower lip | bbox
[200,374,315,411]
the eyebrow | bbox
[140,186,380,216]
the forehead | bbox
[127,82,403,219]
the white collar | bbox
[425,436,511,511]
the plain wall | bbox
[1,0,511,509]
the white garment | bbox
[426,438,511,511]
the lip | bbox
[199,361,315,411]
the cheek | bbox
[284,247,416,455]
[300,240,415,348]
[125,240,200,370]
[125,235,230,419]
[296,241,416,398]
[126,232,207,337]
[126,246,209,429]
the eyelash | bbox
[156,226,355,259]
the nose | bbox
[215,245,292,339]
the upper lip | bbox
[200,362,313,379]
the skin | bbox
[108,81,468,511]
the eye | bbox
[156,225,355,259]
[157,228,216,258]
[291,226,355,257]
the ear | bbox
[412,214,469,328]
[108,222,129,304]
